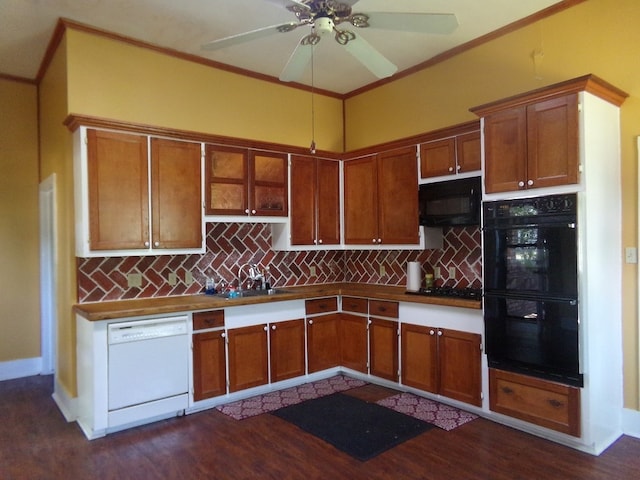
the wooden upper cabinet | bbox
[87,129,150,250]
[343,156,378,244]
[205,145,248,215]
[150,138,202,249]
[290,156,340,246]
[482,93,579,194]
[344,147,419,246]
[377,147,420,245]
[419,122,481,179]
[250,151,288,216]
[205,146,287,217]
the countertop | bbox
[73,283,482,321]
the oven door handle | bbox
[484,292,577,305]
[483,222,576,230]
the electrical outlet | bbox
[434,267,441,279]
[379,265,386,276]
[185,271,193,285]
[168,272,177,286]
[310,265,317,276]
[448,267,456,278]
[127,273,142,288]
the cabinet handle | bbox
[547,399,564,408]
[501,386,514,395]
[518,181,525,188]
[319,303,327,310]
[429,329,435,335]
[308,319,314,325]
[527,179,534,186]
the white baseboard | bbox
[0,357,42,381]
[622,408,640,439]
[52,376,77,422]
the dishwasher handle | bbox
[108,316,188,344]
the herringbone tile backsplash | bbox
[77,224,481,303]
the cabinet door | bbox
[340,313,368,373]
[419,138,456,178]
[316,159,341,245]
[484,107,527,194]
[400,324,438,393]
[377,147,420,245]
[307,313,341,373]
[270,319,305,383]
[290,156,316,245]
[193,331,226,401]
[204,145,248,215]
[456,130,481,173]
[369,318,399,381]
[439,329,482,407]
[251,151,288,216]
[227,324,268,392]
[87,129,149,250]
[343,156,378,244]
[150,138,202,249]
[526,94,579,189]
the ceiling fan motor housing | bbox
[314,16,334,35]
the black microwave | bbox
[419,176,481,227]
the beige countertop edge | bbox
[73,283,482,321]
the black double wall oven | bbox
[483,194,583,387]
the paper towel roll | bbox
[406,262,421,292]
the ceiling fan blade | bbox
[360,12,458,34]
[279,40,314,82]
[343,35,397,79]
[202,22,299,51]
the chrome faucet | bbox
[238,263,263,291]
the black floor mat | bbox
[271,392,434,461]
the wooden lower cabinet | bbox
[369,318,399,381]
[490,368,580,437]
[401,324,482,407]
[192,330,227,401]
[269,319,305,383]
[307,313,341,373]
[340,313,368,373]
[227,324,269,392]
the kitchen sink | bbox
[215,288,291,299]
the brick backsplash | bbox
[76,224,481,303]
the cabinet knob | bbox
[377,238,382,244]
[314,239,317,244]
[456,164,461,171]
[318,239,323,244]
[263,326,268,331]
[144,241,150,247]
[448,166,454,172]
[437,330,443,336]
[154,241,160,247]
[221,332,226,338]
[372,239,377,244]
[251,209,257,215]
[245,209,250,214]
[271,325,276,330]
[527,179,534,186]
[429,329,435,335]
[518,181,525,188]
[308,319,314,325]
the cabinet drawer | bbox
[305,297,338,315]
[342,297,368,314]
[489,368,580,437]
[369,300,399,318]
[193,310,225,330]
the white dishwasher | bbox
[107,315,189,428]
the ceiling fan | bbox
[202,0,458,83]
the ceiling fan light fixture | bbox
[314,16,334,36]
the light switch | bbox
[168,272,177,286]
[625,247,638,264]
[310,266,316,276]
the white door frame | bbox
[39,174,57,375]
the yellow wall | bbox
[0,78,40,363]
[346,0,640,410]
[38,36,78,396]
[65,29,344,152]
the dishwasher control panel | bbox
[108,316,188,344]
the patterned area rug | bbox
[376,392,478,431]
[216,375,367,420]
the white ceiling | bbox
[1,0,565,94]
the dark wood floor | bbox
[2,375,640,480]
